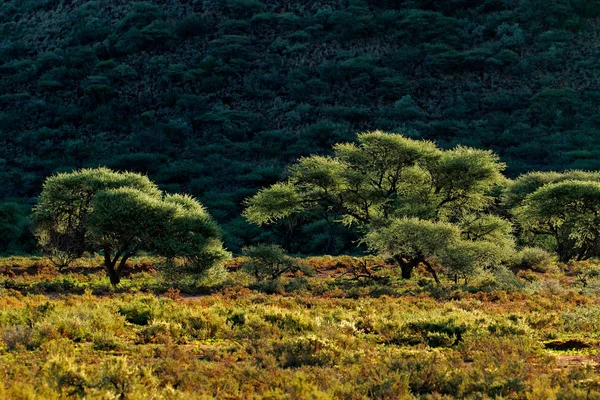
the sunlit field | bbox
[2,256,600,399]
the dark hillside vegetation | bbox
[3,0,600,253]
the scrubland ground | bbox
[1,256,600,399]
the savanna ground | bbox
[1,256,600,399]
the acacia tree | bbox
[33,168,229,285]
[503,171,600,262]
[503,170,600,208]
[32,168,161,270]
[515,180,600,262]
[244,132,512,281]
[365,218,458,283]
[87,188,174,285]
[240,244,298,281]
[245,132,506,226]
[364,218,511,284]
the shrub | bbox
[263,311,314,333]
[137,320,184,344]
[277,335,342,367]
[119,300,155,326]
[43,349,88,397]
[176,310,223,340]
[515,247,553,272]
[1,325,35,351]
[492,266,525,292]
[240,244,299,281]
[405,319,467,347]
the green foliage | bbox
[246,133,511,281]
[0,202,34,254]
[32,168,161,271]
[3,0,600,255]
[506,171,600,262]
[503,170,600,207]
[241,244,297,281]
[3,278,600,398]
[406,319,467,347]
[277,335,342,368]
[514,247,552,272]
[246,132,505,229]
[366,218,513,282]
[516,180,600,262]
[119,2,161,30]
[32,168,229,284]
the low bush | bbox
[276,335,342,368]
[240,244,300,281]
[514,247,554,272]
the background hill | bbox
[2,0,600,254]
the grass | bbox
[1,257,600,398]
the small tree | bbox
[240,244,297,281]
[443,240,512,284]
[365,218,511,283]
[87,188,176,285]
[33,168,229,285]
[515,180,600,262]
[365,218,459,283]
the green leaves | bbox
[243,132,512,278]
[365,217,513,281]
[33,168,229,282]
[365,218,461,262]
[32,167,162,255]
[88,187,174,251]
[240,244,297,281]
[503,170,600,207]
[505,171,600,262]
[429,146,506,217]
[516,180,600,261]
[160,194,230,274]
[245,131,506,227]
[244,183,304,226]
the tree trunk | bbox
[400,264,413,280]
[116,252,132,279]
[103,248,125,287]
[395,256,417,280]
[422,261,441,285]
[557,244,577,263]
[106,267,121,286]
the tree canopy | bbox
[245,132,513,281]
[245,131,506,229]
[33,168,229,285]
[365,218,512,283]
[514,180,600,262]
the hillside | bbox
[2,0,600,253]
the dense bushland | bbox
[4,0,600,253]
